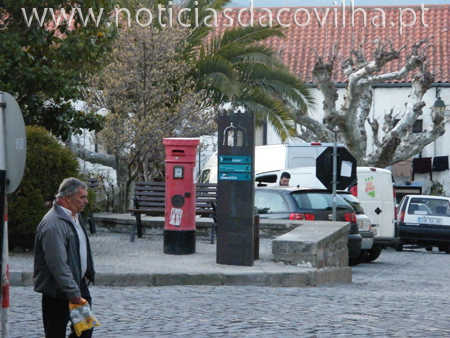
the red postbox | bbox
[163,138,200,255]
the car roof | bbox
[405,195,450,201]
[255,186,329,192]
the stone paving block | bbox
[155,273,223,286]
[96,273,155,286]
[10,271,33,287]
[316,267,352,285]
[266,271,314,287]
[222,272,267,286]
[9,271,23,286]
[22,271,34,286]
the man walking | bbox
[34,178,95,338]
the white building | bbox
[213,4,450,196]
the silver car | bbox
[338,191,374,264]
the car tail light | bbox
[344,212,357,223]
[290,213,303,220]
[304,214,315,221]
[398,210,405,223]
[289,213,315,220]
[350,185,358,197]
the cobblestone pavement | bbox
[7,246,450,338]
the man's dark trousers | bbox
[41,280,93,338]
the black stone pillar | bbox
[216,109,255,266]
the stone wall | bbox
[272,222,349,268]
[93,213,304,238]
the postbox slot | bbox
[172,150,185,154]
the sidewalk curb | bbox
[10,267,351,288]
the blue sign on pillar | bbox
[216,109,255,266]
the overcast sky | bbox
[227,0,450,8]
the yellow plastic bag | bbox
[69,299,100,337]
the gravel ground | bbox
[8,229,300,275]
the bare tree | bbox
[292,35,446,168]
[79,24,214,211]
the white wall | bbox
[263,85,450,195]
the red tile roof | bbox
[214,5,450,83]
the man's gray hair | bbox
[56,178,87,198]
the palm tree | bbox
[160,0,316,141]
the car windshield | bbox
[290,191,351,210]
[409,197,450,216]
[338,193,365,214]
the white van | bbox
[197,142,345,184]
[255,166,397,262]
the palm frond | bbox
[236,88,297,141]
[219,25,286,50]
[196,55,241,100]
[236,63,316,113]
[181,0,233,52]
[222,45,278,65]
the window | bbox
[394,119,423,133]
[255,191,288,214]
[198,169,210,183]
[410,198,450,216]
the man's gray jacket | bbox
[34,203,95,300]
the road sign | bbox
[316,147,357,190]
[218,164,251,173]
[219,156,251,164]
[0,92,26,194]
[218,173,252,181]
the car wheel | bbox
[437,245,450,253]
[354,249,368,265]
[395,243,403,252]
[349,250,366,266]
[365,246,382,262]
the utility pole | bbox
[332,127,339,221]
[0,92,27,338]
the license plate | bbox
[417,217,442,224]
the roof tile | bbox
[215,5,450,83]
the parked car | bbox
[396,195,450,253]
[255,166,395,263]
[337,191,374,264]
[255,186,362,264]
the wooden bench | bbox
[129,182,217,240]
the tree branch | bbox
[69,142,117,169]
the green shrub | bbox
[8,126,81,249]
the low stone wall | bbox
[93,213,303,238]
[272,222,349,268]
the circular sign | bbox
[171,194,185,208]
[0,92,27,194]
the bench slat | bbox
[130,182,217,219]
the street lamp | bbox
[434,88,446,114]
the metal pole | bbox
[0,92,9,338]
[0,180,8,338]
[332,128,338,222]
